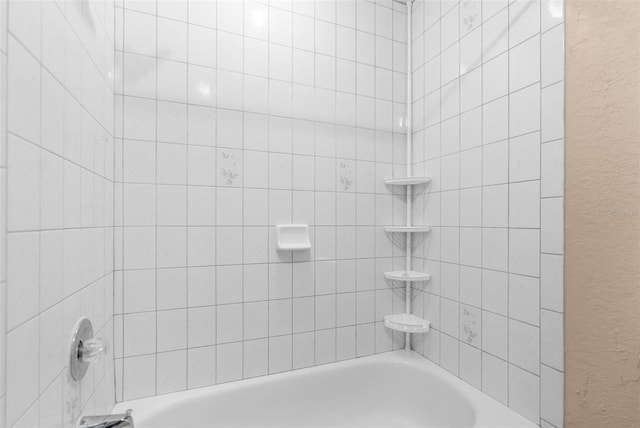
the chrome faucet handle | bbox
[79,337,108,363]
[79,409,134,428]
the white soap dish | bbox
[276,224,312,251]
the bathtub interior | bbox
[121,353,476,428]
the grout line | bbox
[185,0,191,392]
[2,10,10,419]
[153,0,159,397]
[479,0,485,394]
[239,0,246,383]
[456,0,461,378]
[506,0,511,407]
[538,0,543,420]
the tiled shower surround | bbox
[0,0,564,427]
[0,0,116,427]
[410,0,564,426]
[113,0,411,401]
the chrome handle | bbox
[79,337,108,363]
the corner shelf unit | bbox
[383,221,433,342]
[382,1,431,349]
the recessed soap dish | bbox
[276,224,311,250]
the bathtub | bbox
[114,350,537,428]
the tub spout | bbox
[79,409,134,428]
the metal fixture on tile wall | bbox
[383,0,432,349]
[79,410,134,428]
[69,317,108,381]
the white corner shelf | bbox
[384,226,431,233]
[384,177,431,186]
[384,271,431,282]
[384,313,431,333]
[382,3,432,348]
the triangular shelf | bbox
[384,226,431,233]
[384,313,431,333]
[384,271,431,282]
[384,177,431,186]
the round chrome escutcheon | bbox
[69,317,94,382]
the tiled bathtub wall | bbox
[409,0,564,426]
[1,1,116,427]
[114,0,413,401]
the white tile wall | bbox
[411,0,564,426]
[1,1,116,427]
[114,0,410,402]
[0,0,564,425]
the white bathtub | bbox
[114,351,537,428]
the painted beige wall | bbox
[565,0,640,427]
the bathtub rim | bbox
[114,350,538,428]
